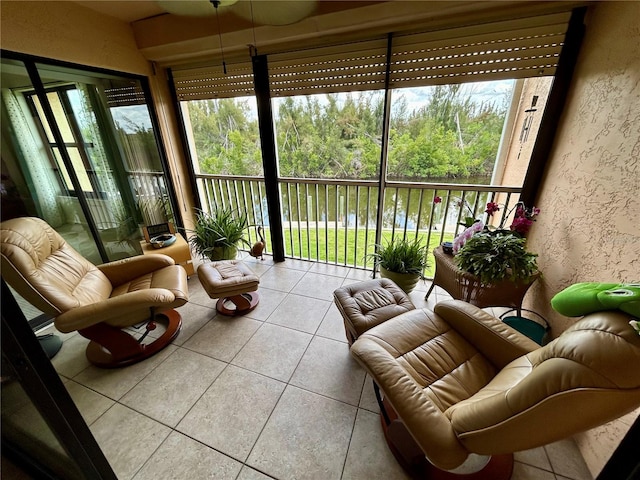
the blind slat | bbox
[171,11,571,100]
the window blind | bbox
[172,61,255,101]
[267,38,389,97]
[103,83,146,107]
[170,11,571,99]
[389,12,571,88]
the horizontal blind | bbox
[390,12,571,88]
[268,38,389,97]
[169,11,571,99]
[172,61,255,101]
[103,83,146,107]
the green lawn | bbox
[259,226,454,277]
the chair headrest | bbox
[1,217,110,314]
[536,311,640,388]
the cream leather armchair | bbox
[351,300,640,479]
[1,217,189,368]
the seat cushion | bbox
[333,278,415,343]
[350,307,494,469]
[198,261,260,298]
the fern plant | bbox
[188,207,250,260]
[454,231,538,284]
[369,238,429,275]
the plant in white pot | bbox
[188,207,250,261]
[369,237,429,293]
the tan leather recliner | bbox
[350,300,640,478]
[1,217,189,368]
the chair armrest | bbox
[351,327,469,470]
[98,254,175,287]
[434,300,540,369]
[54,289,176,333]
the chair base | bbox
[81,309,182,368]
[379,396,513,480]
[216,292,259,316]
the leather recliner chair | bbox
[1,217,189,368]
[350,300,640,479]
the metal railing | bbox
[195,173,521,276]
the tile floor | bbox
[44,254,593,480]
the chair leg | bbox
[79,309,181,368]
[216,292,259,316]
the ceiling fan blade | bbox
[156,0,238,17]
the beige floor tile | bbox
[411,278,431,292]
[177,365,285,461]
[240,253,276,267]
[514,446,552,471]
[244,287,287,321]
[183,275,212,307]
[244,261,273,276]
[346,268,374,281]
[90,404,170,480]
[247,386,357,480]
[133,431,242,480]
[232,323,312,381]
[171,301,217,346]
[73,345,177,400]
[511,461,556,480]
[272,258,312,272]
[184,316,262,362]
[342,408,411,480]
[257,267,305,292]
[237,466,273,480]
[265,293,330,334]
[291,271,347,301]
[51,334,91,378]
[120,348,225,427]
[359,375,379,412]
[545,439,593,479]
[341,277,364,287]
[316,303,349,343]
[306,262,351,277]
[63,379,115,425]
[409,289,436,310]
[290,336,365,405]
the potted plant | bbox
[454,231,538,285]
[188,207,250,261]
[369,237,429,293]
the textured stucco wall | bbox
[525,2,640,476]
[0,0,150,75]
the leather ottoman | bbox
[198,261,260,316]
[333,278,415,345]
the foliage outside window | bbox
[388,81,514,182]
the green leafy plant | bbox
[454,231,538,284]
[368,237,429,275]
[188,207,250,260]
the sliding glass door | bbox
[1,54,178,267]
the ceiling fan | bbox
[155,0,317,26]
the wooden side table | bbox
[425,246,539,314]
[139,233,195,277]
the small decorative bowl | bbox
[442,241,453,254]
[150,234,176,249]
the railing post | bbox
[252,54,285,262]
[373,33,394,276]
